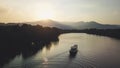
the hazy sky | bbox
[0,0,120,24]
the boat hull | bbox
[69,50,78,55]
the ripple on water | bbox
[39,51,97,68]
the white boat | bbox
[69,45,78,55]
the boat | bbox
[69,45,78,55]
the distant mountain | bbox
[1,20,120,30]
[16,20,120,29]
[30,19,73,29]
[69,21,120,29]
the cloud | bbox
[0,6,9,14]
[0,6,7,13]
[113,11,120,15]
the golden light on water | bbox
[42,57,48,64]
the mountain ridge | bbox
[0,19,120,29]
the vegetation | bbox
[81,29,120,39]
[0,24,61,46]
[61,29,120,39]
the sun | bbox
[39,11,53,20]
[34,4,56,20]
[35,7,55,20]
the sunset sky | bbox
[0,0,120,24]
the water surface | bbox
[3,33,120,68]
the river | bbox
[3,33,120,68]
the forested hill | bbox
[0,24,62,46]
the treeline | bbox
[82,29,120,39]
[62,29,120,39]
[0,24,61,46]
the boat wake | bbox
[4,50,98,68]
[40,50,97,68]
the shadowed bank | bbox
[0,24,60,67]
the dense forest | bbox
[0,24,61,46]
[81,29,120,39]
[63,29,120,39]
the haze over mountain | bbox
[0,19,120,30]
[29,19,73,29]
[69,21,120,29]
[30,19,120,29]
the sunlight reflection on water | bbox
[3,33,120,68]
